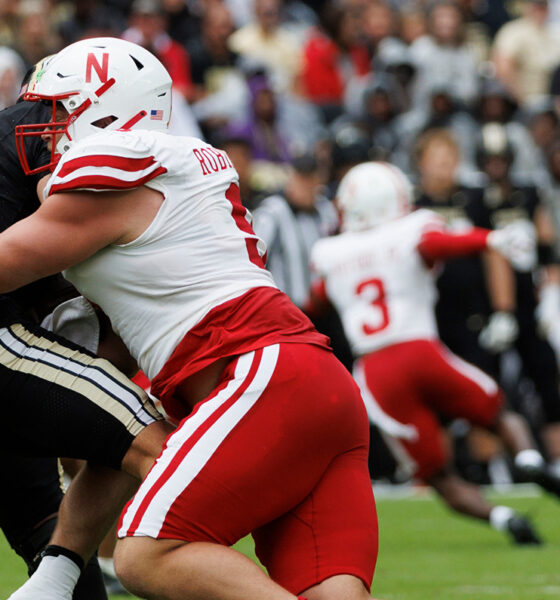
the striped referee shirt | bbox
[252,193,338,308]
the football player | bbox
[309,161,560,545]
[0,61,173,600]
[2,37,378,600]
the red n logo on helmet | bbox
[85,53,109,83]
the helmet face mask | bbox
[16,37,172,175]
[336,161,413,232]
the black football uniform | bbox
[474,182,560,424]
[0,102,162,597]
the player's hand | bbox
[478,311,519,353]
[536,282,560,337]
[487,221,537,272]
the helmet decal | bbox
[85,52,109,83]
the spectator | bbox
[362,0,398,59]
[409,1,480,111]
[474,75,547,184]
[339,73,405,164]
[226,71,293,192]
[14,0,60,69]
[160,0,202,45]
[399,2,428,46]
[395,79,480,178]
[526,101,559,163]
[0,0,19,47]
[492,0,560,106]
[187,1,249,132]
[57,0,125,45]
[122,0,193,100]
[228,0,302,92]
[326,122,372,199]
[216,129,263,210]
[0,46,24,109]
[301,0,370,122]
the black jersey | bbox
[414,185,491,327]
[475,183,541,322]
[0,101,75,325]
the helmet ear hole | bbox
[91,115,118,128]
[129,54,144,70]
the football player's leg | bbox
[427,469,541,545]
[115,344,377,599]
[423,341,560,495]
[1,455,108,599]
[0,321,172,599]
[354,346,447,481]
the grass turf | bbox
[1,486,559,599]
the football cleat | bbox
[516,462,560,499]
[506,515,542,546]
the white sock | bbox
[489,505,516,532]
[9,555,80,600]
[97,556,116,578]
[514,449,545,470]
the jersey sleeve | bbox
[44,131,167,197]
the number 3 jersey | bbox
[310,209,444,357]
[43,129,285,381]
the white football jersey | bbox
[310,209,443,356]
[45,129,276,380]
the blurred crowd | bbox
[5,0,560,485]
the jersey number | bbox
[356,278,390,335]
[225,183,266,269]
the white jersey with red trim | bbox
[45,129,276,380]
[310,209,444,356]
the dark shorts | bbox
[0,455,63,551]
[0,321,163,469]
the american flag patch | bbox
[150,109,163,120]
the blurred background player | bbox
[309,161,560,544]
[472,122,560,474]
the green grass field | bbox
[2,486,559,600]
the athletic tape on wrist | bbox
[42,544,85,571]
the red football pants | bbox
[119,343,378,594]
[354,339,503,480]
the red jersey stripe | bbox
[125,348,264,536]
[57,154,159,178]
[49,166,168,193]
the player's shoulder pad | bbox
[46,130,167,197]
[310,233,342,274]
[412,208,446,232]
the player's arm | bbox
[0,187,162,293]
[417,227,490,265]
[417,223,535,272]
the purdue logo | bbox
[85,53,109,83]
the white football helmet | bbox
[16,37,172,174]
[336,161,413,232]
